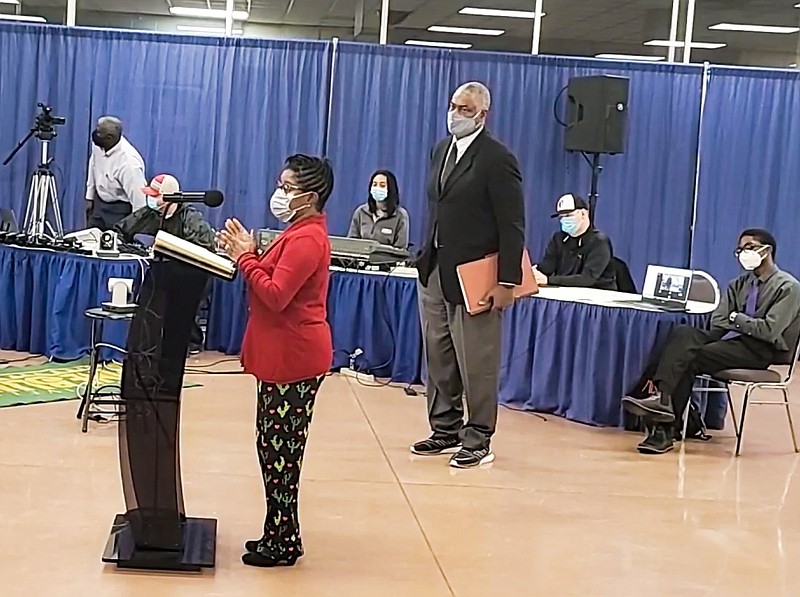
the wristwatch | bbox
[729,312,738,323]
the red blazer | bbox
[237,214,332,384]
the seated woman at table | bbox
[534,193,616,291]
[622,228,800,455]
[217,154,334,568]
[347,170,409,250]
[114,174,215,251]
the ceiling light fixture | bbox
[169,7,249,20]
[427,25,504,36]
[708,23,799,34]
[644,39,726,49]
[459,7,545,19]
[0,0,21,5]
[176,25,243,35]
[405,39,472,49]
[0,14,46,22]
[595,53,665,62]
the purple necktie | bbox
[723,278,759,340]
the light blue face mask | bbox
[371,187,388,203]
[146,196,159,210]
[560,215,580,236]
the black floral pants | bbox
[254,376,322,559]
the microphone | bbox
[162,190,224,208]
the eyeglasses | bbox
[734,244,768,257]
[276,180,302,194]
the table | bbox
[206,267,424,383]
[0,245,724,429]
[0,245,143,361]
[499,287,716,428]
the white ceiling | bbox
[7,0,800,66]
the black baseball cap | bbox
[551,193,589,218]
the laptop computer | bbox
[615,265,694,312]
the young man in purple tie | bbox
[623,229,800,454]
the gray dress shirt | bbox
[711,265,800,350]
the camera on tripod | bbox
[33,103,66,141]
[2,101,68,239]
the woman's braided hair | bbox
[285,154,335,210]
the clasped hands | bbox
[216,218,256,261]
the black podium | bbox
[102,258,217,571]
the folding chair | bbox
[688,316,800,456]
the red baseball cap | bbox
[142,174,180,197]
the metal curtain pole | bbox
[531,0,544,55]
[379,0,390,44]
[667,0,680,62]
[687,62,711,267]
[683,0,696,64]
[225,0,234,36]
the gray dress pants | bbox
[417,266,502,450]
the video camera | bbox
[33,102,66,141]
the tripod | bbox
[3,103,66,240]
[23,140,63,238]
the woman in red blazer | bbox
[218,154,334,568]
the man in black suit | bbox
[411,81,526,468]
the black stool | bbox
[75,307,133,432]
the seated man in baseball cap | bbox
[114,174,215,252]
[533,193,617,290]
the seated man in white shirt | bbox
[85,116,148,230]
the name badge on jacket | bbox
[381,227,393,235]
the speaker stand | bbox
[585,152,603,221]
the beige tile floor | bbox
[2,351,800,596]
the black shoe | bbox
[449,447,495,468]
[189,343,202,355]
[637,424,674,454]
[622,394,676,423]
[410,435,461,455]
[241,551,298,568]
[245,540,304,558]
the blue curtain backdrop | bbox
[692,67,800,284]
[3,23,800,295]
[449,54,703,284]
[325,43,455,247]
[0,24,330,233]
[326,43,703,283]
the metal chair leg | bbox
[782,388,799,453]
[735,386,752,457]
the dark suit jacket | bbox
[416,129,526,304]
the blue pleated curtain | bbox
[2,23,799,294]
[327,43,704,283]
[692,67,800,284]
[0,24,330,232]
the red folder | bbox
[456,249,539,315]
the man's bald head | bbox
[92,116,123,151]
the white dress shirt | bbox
[451,125,484,163]
[85,136,147,210]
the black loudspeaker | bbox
[565,75,629,155]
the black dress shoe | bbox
[242,551,299,568]
[637,424,674,454]
[622,394,676,423]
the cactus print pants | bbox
[255,376,323,560]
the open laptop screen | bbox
[642,265,693,302]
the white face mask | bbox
[738,246,768,271]
[270,188,311,223]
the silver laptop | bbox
[617,265,694,312]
